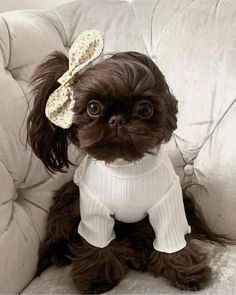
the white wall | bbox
[0,0,73,12]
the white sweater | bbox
[74,146,191,253]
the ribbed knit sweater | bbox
[74,146,191,253]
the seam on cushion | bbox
[11,82,31,185]
[19,111,33,187]
[0,206,14,237]
[155,0,197,52]
[0,200,42,243]
[0,17,8,69]
[0,159,17,238]
[0,76,31,187]
[43,10,68,47]
[17,197,42,241]
[0,159,15,187]
[198,98,236,152]
[1,16,12,69]
[214,0,221,18]
[0,201,14,237]
[172,133,188,165]
[20,150,33,187]
[53,10,68,46]
[18,81,35,187]
[150,0,161,52]
[13,77,28,83]
[15,79,26,95]
[22,197,49,215]
[1,199,12,206]
[129,1,150,56]
[175,99,236,164]
[0,47,5,68]
[0,159,15,235]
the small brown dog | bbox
[27,50,226,294]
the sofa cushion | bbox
[21,242,236,294]
[0,9,77,294]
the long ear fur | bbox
[123,52,178,142]
[26,52,78,173]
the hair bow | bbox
[45,30,104,129]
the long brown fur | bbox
[27,50,231,294]
[148,243,211,291]
[36,181,80,275]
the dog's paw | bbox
[51,253,71,267]
[73,279,118,294]
[90,281,118,294]
[174,266,212,291]
[148,245,212,292]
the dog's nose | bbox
[109,115,126,128]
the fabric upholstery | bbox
[21,242,236,294]
[0,0,235,293]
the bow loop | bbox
[45,30,104,128]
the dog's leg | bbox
[122,218,211,290]
[147,243,211,291]
[69,238,136,294]
[36,180,81,275]
[114,217,155,271]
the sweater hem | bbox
[153,240,187,254]
[78,227,116,249]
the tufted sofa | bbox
[0,0,236,294]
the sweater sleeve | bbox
[78,182,116,248]
[147,176,191,253]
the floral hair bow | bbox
[45,30,104,129]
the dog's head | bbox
[27,51,177,172]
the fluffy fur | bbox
[27,51,229,294]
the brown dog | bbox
[27,51,227,294]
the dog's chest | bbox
[74,149,176,223]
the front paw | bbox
[89,281,119,294]
[173,266,211,291]
[72,263,122,294]
[70,240,127,294]
[148,244,212,291]
[71,277,118,294]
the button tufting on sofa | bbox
[184,163,194,176]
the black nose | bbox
[109,115,126,128]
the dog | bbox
[27,50,227,294]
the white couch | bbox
[0,0,236,294]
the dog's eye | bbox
[136,101,153,119]
[87,100,102,117]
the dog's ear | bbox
[27,52,78,173]
[123,52,178,142]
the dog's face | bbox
[75,95,161,162]
[72,52,178,163]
